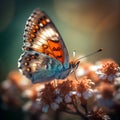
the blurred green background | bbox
[0,0,120,81]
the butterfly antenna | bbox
[75,48,103,62]
[72,48,102,81]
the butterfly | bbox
[18,9,80,83]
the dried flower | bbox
[7,70,32,90]
[95,59,119,82]
[31,76,95,114]
[87,108,111,120]
[22,83,44,100]
[2,57,120,119]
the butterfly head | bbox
[70,60,80,70]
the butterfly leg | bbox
[53,79,57,88]
[73,69,78,81]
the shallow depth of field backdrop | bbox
[0,0,120,81]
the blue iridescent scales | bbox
[18,9,78,83]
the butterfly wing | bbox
[18,50,63,83]
[18,9,71,83]
[23,9,69,68]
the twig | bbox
[63,109,89,120]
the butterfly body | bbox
[18,9,78,83]
[19,50,72,83]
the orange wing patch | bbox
[48,39,64,63]
[31,39,64,63]
[23,9,64,64]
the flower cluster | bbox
[38,77,94,113]
[0,58,120,120]
[95,59,120,82]
[76,59,120,83]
